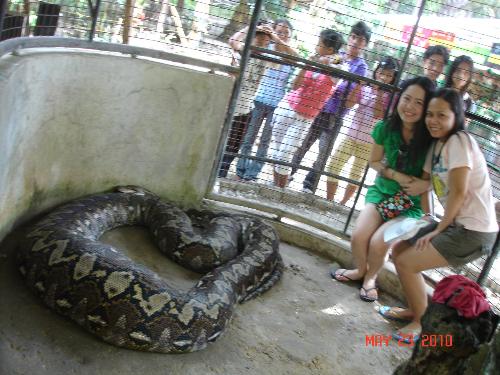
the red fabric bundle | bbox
[432,275,491,318]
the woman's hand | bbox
[401,177,430,196]
[415,229,440,251]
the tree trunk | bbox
[23,0,30,36]
[187,0,211,46]
[218,0,250,41]
[169,4,187,45]
[122,0,135,44]
[156,0,170,33]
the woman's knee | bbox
[393,250,414,271]
[351,225,374,248]
[368,238,390,258]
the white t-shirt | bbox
[423,132,498,233]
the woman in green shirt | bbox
[331,77,435,302]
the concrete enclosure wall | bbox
[0,49,233,241]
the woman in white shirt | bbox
[381,88,498,343]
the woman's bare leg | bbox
[392,242,448,332]
[334,204,383,281]
[326,180,338,201]
[340,184,358,205]
[358,218,406,300]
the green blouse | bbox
[365,120,428,219]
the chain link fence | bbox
[1,0,499,308]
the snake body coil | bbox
[18,186,283,353]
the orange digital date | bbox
[397,334,453,347]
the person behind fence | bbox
[235,19,297,182]
[270,29,344,188]
[325,56,400,204]
[379,88,498,342]
[444,55,476,113]
[330,76,435,302]
[218,24,272,178]
[291,21,370,194]
[398,44,448,89]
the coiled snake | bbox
[18,186,283,353]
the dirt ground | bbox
[0,226,412,375]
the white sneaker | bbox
[302,187,314,194]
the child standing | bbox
[270,29,344,188]
[325,57,400,204]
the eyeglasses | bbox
[396,144,409,171]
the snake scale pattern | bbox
[18,186,283,353]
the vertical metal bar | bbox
[392,0,427,88]
[344,164,369,234]
[88,0,101,42]
[477,233,499,286]
[207,0,264,193]
[0,0,7,39]
[345,0,428,230]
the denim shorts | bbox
[408,222,497,267]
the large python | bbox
[18,186,283,353]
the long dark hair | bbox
[388,76,435,167]
[444,55,474,93]
[429,88,466,137]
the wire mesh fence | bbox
[1,0,499,308]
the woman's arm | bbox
[370,144,429,192]
[415,166,470,251]
[435,166,470,231]
[270,31,298,57]
[368,143,387,173]
[372,87,386,120]
[369,144,414,185]
[419,172,432,214]
[400,170,431,196]
[420,190,432,215]
[292,69,307,90]
[228,26,249,52]
[345,84,361,109]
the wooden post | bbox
[122,0,134,44]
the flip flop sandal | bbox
[330,268,361,284]
[359,286,378,302]
[378,306,412,323]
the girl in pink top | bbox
[270,29,344,188]
[326,57,399,204]
[384,88,498,343]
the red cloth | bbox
[432,275,491,319]
[285,70,335,119]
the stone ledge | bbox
[204,197,435,303]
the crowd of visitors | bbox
[218,17,497,343]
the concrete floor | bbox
[0,226,412,375]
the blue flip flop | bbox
[378,306,412,323]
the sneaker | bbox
[302,187,314,194]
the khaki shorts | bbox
[408,222,497,267]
